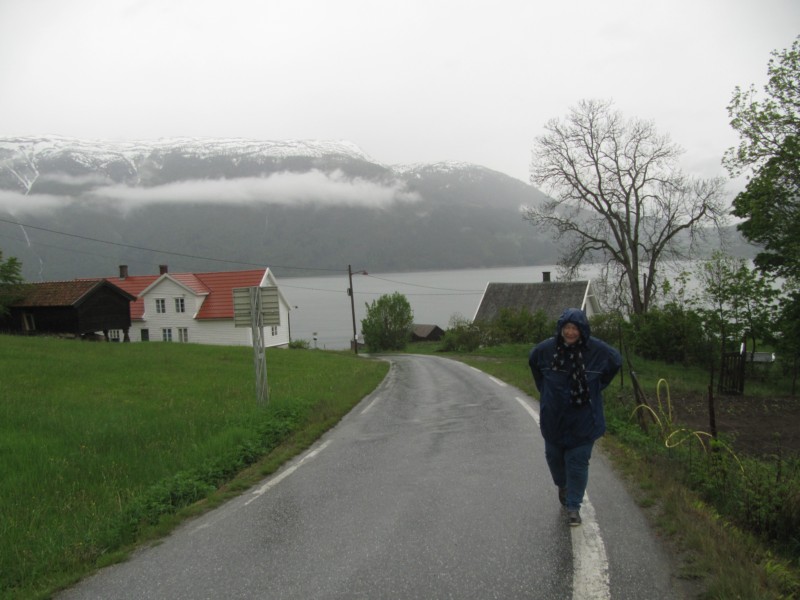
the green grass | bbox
[0,335,388,599]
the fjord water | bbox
[280,264,585,350]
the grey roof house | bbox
[412,324,445,342]
[472,275,600,324]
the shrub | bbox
[440,315,482,352]
[631,303,714,366]
[485,307,552,345]
[361,292,414,352]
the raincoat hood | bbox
[556,307,591,344]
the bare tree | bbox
[525,99,728,315]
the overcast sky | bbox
[1,0,797,189]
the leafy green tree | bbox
[0,250,25,316]
[527,99,728,315]
[774,289,800,395]
[691,251,780,356]
[724,36,800,280]
[361,292,413,352]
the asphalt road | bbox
[59,354,692,599]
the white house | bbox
[101,265,292,347]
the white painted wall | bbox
[124,277,292,347]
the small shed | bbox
[3,279,136,340]
[412,324,445,342]
[473,278,600,324]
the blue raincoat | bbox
[528,308,622,448]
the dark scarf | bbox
[551,336,590,408]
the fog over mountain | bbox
[0,136,560,281]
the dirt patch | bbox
[649,392,800,459]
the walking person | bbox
[528,308,622,526]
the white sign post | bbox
[233,286,280,406]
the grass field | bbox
[0,335,388,599]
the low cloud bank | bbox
[0,170,421,215]
[0,170,422,214]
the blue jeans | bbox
[544,440,594,511]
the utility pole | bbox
[348,264,358,355]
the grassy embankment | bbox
[0,335,388,599]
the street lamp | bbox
[348,264,368,354]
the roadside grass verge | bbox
[0,335,388,599]
[410,341,800,600]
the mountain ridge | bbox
[0,135,556,281]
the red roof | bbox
[101,269,267,320]
[193,270,265,319]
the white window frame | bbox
[178,327,189,343]
[162,328,173,342]
[175,298,185,313]
[155,298,166,314]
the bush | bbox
[361,292,414,352]
[483,307,552,345]
[631,303,715,366]
[440,315,482,352]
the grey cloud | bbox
[90,170,422,210]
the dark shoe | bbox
[558,487,567,506]
[568,510,582,527]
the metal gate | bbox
[718,344,746,395]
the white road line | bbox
[488,375,507,387]
[514,396,610,600]
[243,440,332,506]
[470,365,506,387]
[515,396,539,425]
[360,395,381,414]
[570,494,610,599]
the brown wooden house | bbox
[2,280,136,340]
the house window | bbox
[175,298,185,313]
[271,325,278,336]
[162,328,173,342]
[178,328,189,343]
[141,329,150,342]
[156,298,166,313]
[108,329,121,342]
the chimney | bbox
[542,271,551,282]
[159,265,168,275]
[119,265,129,279]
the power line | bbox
[1,217,486,296]
[363,274,484,293]
[0,216,343,273]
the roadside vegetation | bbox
[0,335,388,599]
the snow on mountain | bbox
[391,161,496,177]
[0,135,377,166]
[0,135,559,280]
